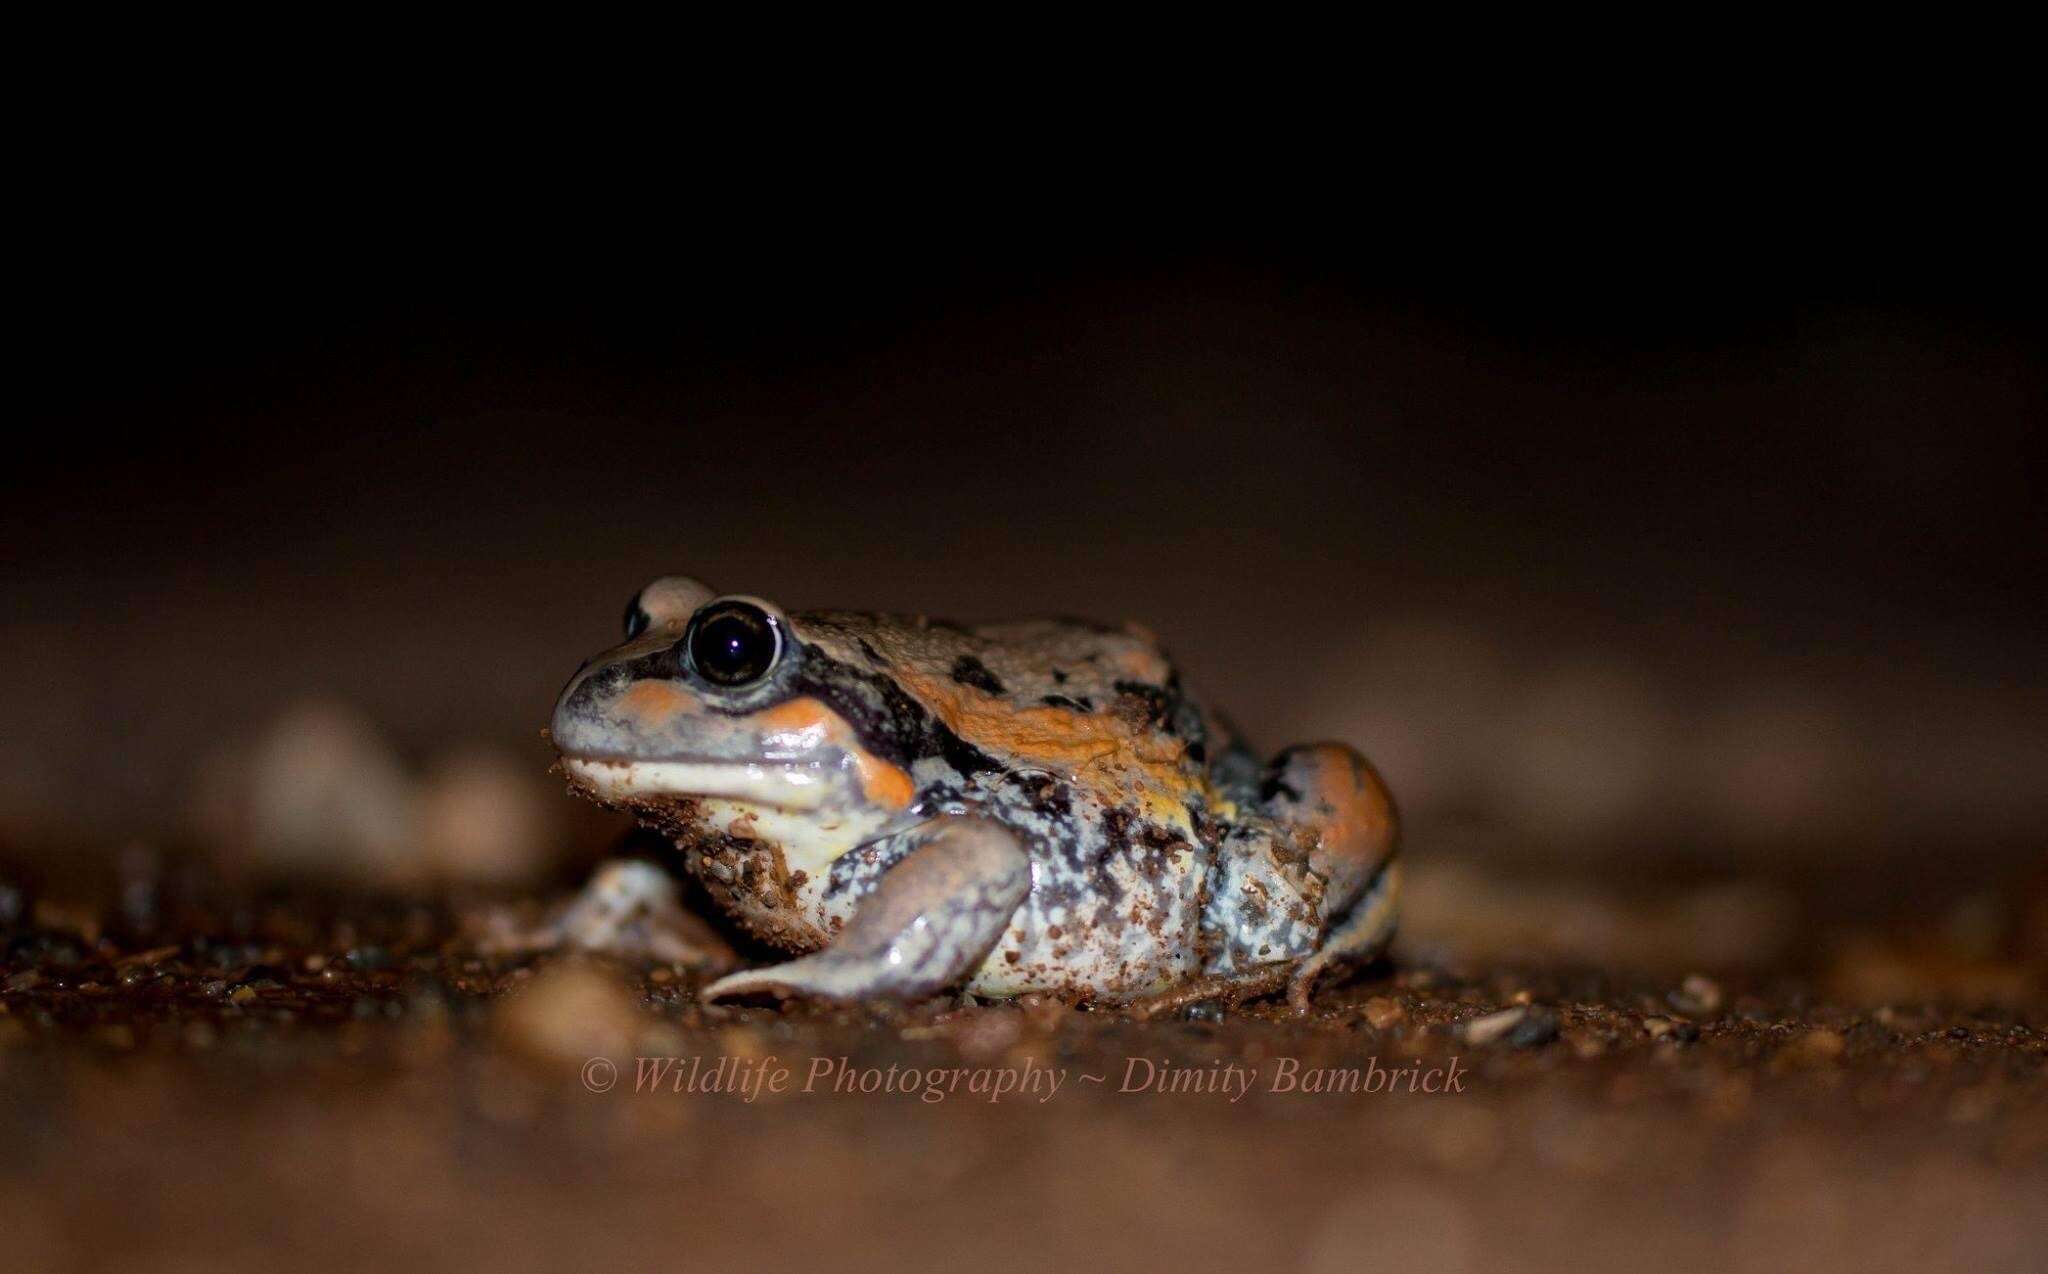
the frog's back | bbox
[795,611,1237,809]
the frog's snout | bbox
[550,642,885,815]
[550,646,685,763]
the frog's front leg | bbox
[1203,743,1400,1010]
[701,815,1029,1003]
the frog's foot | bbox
[1126,965,1294,1021]
[470,860,737,970]
[701,816,1028,1004]
[1287,858,1400,1013]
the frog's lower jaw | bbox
[561,757,837,809]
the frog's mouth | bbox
[560,755,838,811]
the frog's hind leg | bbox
[701,816,1028,1004]
[1203,743,1399,1008]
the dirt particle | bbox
[1466,1007,1531,1048]
[1363,996,1407,1030]
[1783,1028,1847,1066]
[1671,974,1724,1016]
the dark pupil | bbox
[688,604,776,686]
[623,598,651,640]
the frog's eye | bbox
[684,600,782,687]
[623,595,653,641]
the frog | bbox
[544,576,1400,1012]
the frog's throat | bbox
[561,756,839,810]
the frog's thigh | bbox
[701,816,1029,1003]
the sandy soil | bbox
[2,859,2044,1274]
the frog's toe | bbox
[702,815,1028,1004]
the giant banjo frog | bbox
[546,576,1399,1011]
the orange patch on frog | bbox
[753,697,915,811]
[613,679,699,728]
[890,666,1197,799]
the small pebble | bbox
[1670,974,1724,1016]
[1644,1016,1700,1044]
[1567,1030,1607,1060]
[1463,1007,1525,1045]
[1507,1007,1561,1047]
[1784,1027,1846,1065]
[1362,997,1407,1030]
[1646,1020,1695,1048]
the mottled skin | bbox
[549,576,1400,1008]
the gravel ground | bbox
[2,861,2044,1274]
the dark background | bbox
[10,211,2045,888]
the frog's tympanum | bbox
[548,577,1399,1011]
